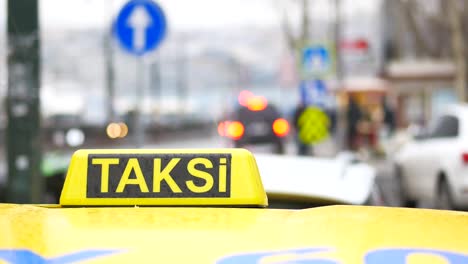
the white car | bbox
[255,152,382,207]
[393,104,468,209]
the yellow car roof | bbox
[0,204,468,263]
[2,148,468,263]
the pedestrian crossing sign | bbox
[297,106,330,144]
[300,44,335,79]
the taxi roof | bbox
[1,149,468,263]
[0,204,467,263]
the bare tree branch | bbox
[397,0,434,57]
[282,6,297,50]
[389,0,407,59]
[427,0,451,58]
[274,0,298,50]
[447,0,466,101]
[460,0,468,43]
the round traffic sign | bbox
[114,0,167,56]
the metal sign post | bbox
[114,0,167,147]
[134,58,149,147]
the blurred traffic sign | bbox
[300,80,328,107]
[114,0,167,56]
[341,39,369,52]
[300,44,334,79]
[297,106,330,145]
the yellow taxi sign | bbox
[60,149,267,207]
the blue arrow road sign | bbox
[114,0,167,56]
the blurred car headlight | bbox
[66,128,85,147]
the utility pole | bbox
[334,0,342,81]
[176,35,187,113]
[300,0,310,45]
[134,59,146,147]
[333,0,346,151]
[105,0,117,123]
[105,29,116,122]
[150,59,161,104]
[6,0,42,203]
[447,0,466,102]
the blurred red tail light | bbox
[226,121,244,140]
[238,90,254,107]
[272,118,289,137]
[246,96,268,111]
[217,121,227,137]
[462,153,468,164]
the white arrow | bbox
[127,5,152,52]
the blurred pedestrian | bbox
[293,102,311,155]
[382,96,396,135]
[325,107,337,136]
[346,97,362,151]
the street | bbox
[0,125,401,206]
[140,127,401,207]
